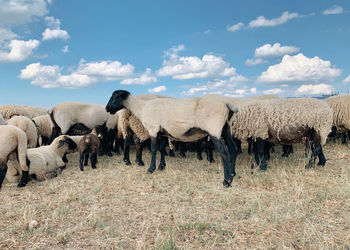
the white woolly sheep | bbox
[6,135,77,182]
[32,114,54,145]
[7,116,38,148]
[0,125,30,188]
[0,105,31,120]
[325,95,350,140]
[106,90,239,187]
[0,114,5,125]
[230,97,333,170]
[23,106,48,119]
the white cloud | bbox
[250,88,257,94]
[323,5,343,15]
[62,45,68,53]
[254,43,299,58]
[343,75,350,83]
[257,53,341,83]
[204,29,211,34]
[0,39,40,62]
[121,68,157,85]
[245,58,267,66]
[0,0,48,26]
[157,45,238,80]
[249,11,299,28]
[44,16,60,29]
[227,22,244,32]
[296,83,334,95]
[19,59,136,88]
[263,88,284,95]
[148,85,167,93]
[42,28,69,41]
[183,86,207,96]
[0,28,17,43]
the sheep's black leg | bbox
[233,138,242,154]
[317,145,326,166]
[18,158,30,188]
[114,133,121,155]
[305,144,317,169]
[253,138,267,171]
[135,139,144,166]
[79,153,85,171]
[179,142,187,158]
[84,153,89,166]
[169,149,175,157]
[147,136,158,174]
[247,138,253,155]
[196,140,203,160]
[158,136,167,170]
[206,139,215,163]
[123,134,132,166]
[223,125,238,179]
[0,163,8,189]
[211,136,232,187]
[48,126,61,144]
[90,152,97,169]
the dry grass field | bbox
[0,141,349,249]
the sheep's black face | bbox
[106,90,130,114]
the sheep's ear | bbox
[57,140,65,148]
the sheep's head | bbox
[57,136,78,151]
[106,90,130,114]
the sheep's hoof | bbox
[17,171,29,188]
[107,152,113,157]
[125,160,131,166]
[317,161,326,167]
[136,159,144,166]
[223,179,232,188]
[92,166,97,169]
[147,168,155,174]
[259,165,267,171]
[208,158,215,163]
[158,163,166,171]
[197,155,203,161]
[79,167,84,171]
[169,150,175,157]
[115,151,121,155]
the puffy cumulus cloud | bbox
[182,75,249,96]
[249,11,299,28]
[0,39,40,62]
[227,22,244,32]
[19,59,136,88]
[257,53,341,83]
[343,75,350,83]
[323,5,343,15]
[148,85,167,93]
[121,68,157,85]
[0,28,17,43]
[157,45,238,80]
[254,43,299,58]
[245,58,267,66]
[0,0,48,26]
[296,83,334,95]
[42,28,69,41]
[263,88,284,95]
[44,16,60,29]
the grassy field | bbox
[0,142,349,249]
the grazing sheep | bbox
[106,90,239,187]
[0,105,30,120]
[0,125,30,188]
[230,98,333,170]
[33,114,54,145]
[6,135,77,182]
[325,94,350,143]
[7,116,38,148]
[77,128,100,171]
[23,106,48,119]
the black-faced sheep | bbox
[77,128,100,171]
[106,90,239,187]
[0,125,30,188]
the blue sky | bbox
[0,0,349,107]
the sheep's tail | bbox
[85,137,91,144]
[17,131,29,171]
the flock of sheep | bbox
[0,90,349,189]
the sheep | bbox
[230,98,333,170]
[48,102,110,152]
[7,116,38,148]
[32,114,54,145]
[0,114,5,125]
[106,90,239,187]
[325,94,350,143]
[0,105,31,120]
[0,125,30,188]
[23,106,48,119]
[77,128,100,171]
[6,135,77,182]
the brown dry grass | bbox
[0,142,349,249]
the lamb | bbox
[7,116,38,148]
[6,135,77,182]
[325,94,350,143]
[32,114,54,145]
[0,105,31,120]
[106,90,239,187]
[77,128,100,171]
[0,125,30,188]
[230,98,333,170]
